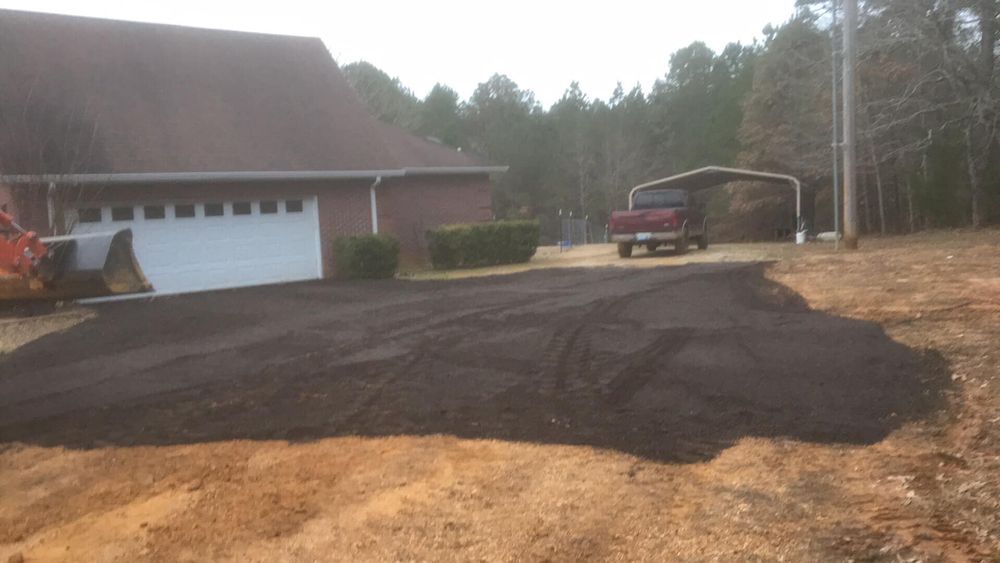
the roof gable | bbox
[0,10,397,174]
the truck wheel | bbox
[697,224,709,250]
[674,229,689,254]
[646,243,659,252]
[617,243,633,258]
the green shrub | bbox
[427,220,540,270]
[332,234,400,279]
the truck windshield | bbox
[632,190,686,209]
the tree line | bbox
[344,0,999,238]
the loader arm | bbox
[0,210,152,300]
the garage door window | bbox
[111,206,134,221]
[205,203,224,217]
[78,208,102,223]
[233,201,252,215]
[144,205,166,220]
[260,200,278,214]
[174,204,196,218]
[285,199,303,213]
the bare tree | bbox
[965,0,998,227]
[859,0,998,228]
[0,74,106,235]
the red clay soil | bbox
[1,231,998,561]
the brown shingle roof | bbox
[374,121,486,169]
[0,9,483,175]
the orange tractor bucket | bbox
[0,229,152,300]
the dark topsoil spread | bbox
[0,263,946,463]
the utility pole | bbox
[830,0,841,249]
[842,0,859,249]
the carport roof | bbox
[630,166,801,196]
[629,166,803,222]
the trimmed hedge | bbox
[427,220,540,270]
[332,234,400,279]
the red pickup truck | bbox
[609,189,707,258]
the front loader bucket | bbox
[0,229,152,301]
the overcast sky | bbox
[1,0,798,106]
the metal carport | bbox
[629,166,804,230]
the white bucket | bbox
[795,230,807,245]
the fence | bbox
[544,213,607,249]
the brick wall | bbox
[0,184,52,235]
[376,174,493,266]
[0,184,16,218]
[315,180,372,275]
[5,175,492,275]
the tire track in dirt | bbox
[371,295,553,342]
[536,295,634,395]
[531,265,744,397]
[603,330,691,407]
[331,331,469,435]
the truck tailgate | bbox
[610,209,678,233]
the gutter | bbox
[401,166,509,176]
[0,169,403,186]
[0,166,509,186]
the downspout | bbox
[369,176,382,234]
[794,177,802,231]
[46,182,57,235]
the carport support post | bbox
[842,0,859,249]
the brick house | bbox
[0,9,503,295]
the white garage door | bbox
[73,196,322,295]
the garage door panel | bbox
[74,196,322,295]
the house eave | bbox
[0,166,509,186]
[401,166,509,177]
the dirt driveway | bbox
[1,233,998,561]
